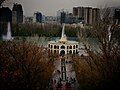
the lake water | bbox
[13,36,100,52]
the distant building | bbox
[0,7,12,22]
[84,7,93,24]
[73,7,78,17]
[114,8,120,24]
[73,7,84,23]
[48,24,79,55]
[78,7,84,21]
[65,13,74,24]
[57,9,72,24]
[12,3,23,23]
[33,12,42,23]
[56,10,61,23]
[73,6,100,24]
[0,7,12,36]
[44,16,57,24]
[73,7,84,22]
[57,9,76,24]
[60,12,66,24]
[92,8,100,24]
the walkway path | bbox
[50,55,79,90]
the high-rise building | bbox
[60,12,66,24]
[0,7,12,36]
[92,8,100,24]
[89,7,93,24]
[0,7,12,22]
[12,3,23,23]
[43,16,57,24]
[33,12,42,23]
[73,7,78,17]
[57,9,70,24]
[84,7,93,24]
[114,8,120,24]
[73,6,100,24]
[73,7,85,23]
[78,7,84,20]
[65,13,74,24]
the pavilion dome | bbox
[48,23,79,55]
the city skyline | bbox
[2,0,120,16]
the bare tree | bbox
[0,41,56,90]
[73,8,120,90]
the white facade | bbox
[48,24,79,55]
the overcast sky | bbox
[3,0,120,16]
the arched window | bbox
[54,50,56,53]
[51,45,53,48]
[60,50,65,56]
[76,45,78,48]
[61,45,65,49]
[57,46,59,49]
[67,50,68,53]
[76,50,78,54]
[73,50,75,54]
[48,49,50,53]
[57,50,59,53]
[70,46,72,49]
[48,44,50,48]
[54,45,56,49]
[69,50,72,54]
[67,46,69,49]
[73,45,75,49]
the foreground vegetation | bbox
[0,41,57,90]
[73,33,120,90]
[72,9,120,90]
[73,46,120,90]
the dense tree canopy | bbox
[0,41,56,90]
[11,23,78,37]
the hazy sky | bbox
[3,0,120,16]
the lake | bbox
[13,36,100,52]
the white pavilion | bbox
[48,24,79,55]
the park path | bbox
[50,55,79,90]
